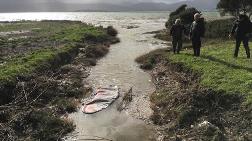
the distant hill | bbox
[76,0,219,12]
[75,3,169,12]
[0,0,219,12]
[178,0,219,11]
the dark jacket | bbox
[190,19,205,41]
[231,19,252,39]
[170,24,186,40]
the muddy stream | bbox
[67,13,168,141]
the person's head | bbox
[175,19,181,25]
[194,13,201,21]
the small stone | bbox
[198,121,212,128]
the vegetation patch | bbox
[0,21,119,140]
[0,46,77,84]
[141,3,252,140]
[13,110,75,141]
[135,49,164,70]
[169,41,252,104]
[137,39,252,140]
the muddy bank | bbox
[136,49,252,141]
[0,21,119,140]
[0,44,116,141]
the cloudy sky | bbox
[61,0,187,4]
[0,0,187,4]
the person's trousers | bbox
[192,39,201,57]
[235,37,250,58]
[172,39,182,54]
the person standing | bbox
[229,14,251,59]
[170,19,186,54]
[189,13,205,57]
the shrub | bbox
[54,98,78,113]
[26,110,74,141]
[85,45,109,58]
[82,32,109,43]
[167,5,200,28]
[107,26,118,37]
[205,18,235,39]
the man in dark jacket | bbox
[189,13,205,57]
[170,19,186,54]
[230,14,251,58]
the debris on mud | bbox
[118,87,133,111]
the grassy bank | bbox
[169,40,252,104]
[0,46,77,83]
[0,21,118,103]
[150,18,251,103]
[136,39,252,140]
[0,21,119,140]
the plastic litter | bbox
[81,86,119,114]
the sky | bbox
[0,0,187,5]
[61,0,186,4]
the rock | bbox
[122,25,140,29]
[79,48,86,53]
[198,121,225,141]
[198,121,218,135]
[198,121,213,128]
[175,135,183,141]
[244,134,252,141]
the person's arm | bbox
[231,22,237,35]
[182,25,186,35]
[229,22,237,38]
[182,25,189,39]
[201,22,206,38]
[170,25,174,36]
[189,23,193,39]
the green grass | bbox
[51,25,109,42]
[0,46,77,83]
[0,21,113,84]
[0,21,109,51]
[167,40,252,104]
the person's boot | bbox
[234,53,238,58]
[245,49,250,58]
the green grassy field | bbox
[167,40,252,104]
[0,21,112,84]
[0,46,76,83]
